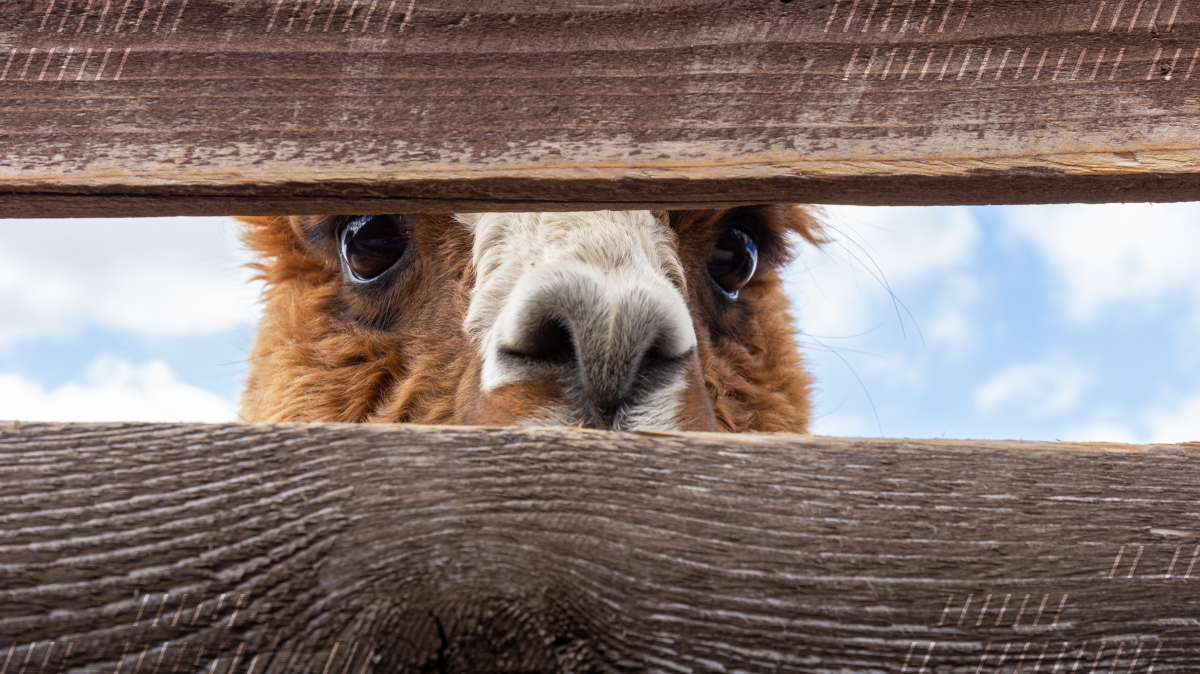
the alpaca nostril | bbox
[488,266,700,429]
[598,405,619,429]
[501,316,576,365]
[637,340,675,375]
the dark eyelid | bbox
[717,208,789,269]
[302,215,354,250]
[329,215,361,240]
[338,215,374,246]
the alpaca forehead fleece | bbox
[458,211,692,352]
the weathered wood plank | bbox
[0,0,1198,216]
[2,422,1199,673]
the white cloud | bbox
[1058,393,1200,444]
[815,205,980,283]
[975,355,1095,417]
[925,273,980,346]
[0,216,261,346]
[0,356,237,422]
[809,411,875,438]
[787,205,981,346]
[1145,394,1200,444]
[1002,203,1200,323]
[1061,421,1142,444]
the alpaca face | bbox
[239,207,820,432]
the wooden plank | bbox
[2,422,1199,673]
[0,0,1198,216]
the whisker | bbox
[802,332,885,436]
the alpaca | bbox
[238,207,823,432]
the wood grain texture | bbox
[2,422,1200,673]
[0,0,1198,216]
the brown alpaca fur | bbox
[238,206,822,432]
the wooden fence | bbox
[2,0,1200,672]
[3,423,1200,673]
[0,0,1198,216]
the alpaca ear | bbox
[775,204,828,248]
[236,215,309,258]
[234,216,279,226]
[236,215,309,241]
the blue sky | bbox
[789,203,1200,443]
[1,205,1197,443]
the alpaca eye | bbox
[340,215,410,281]
[707,227,758,298]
